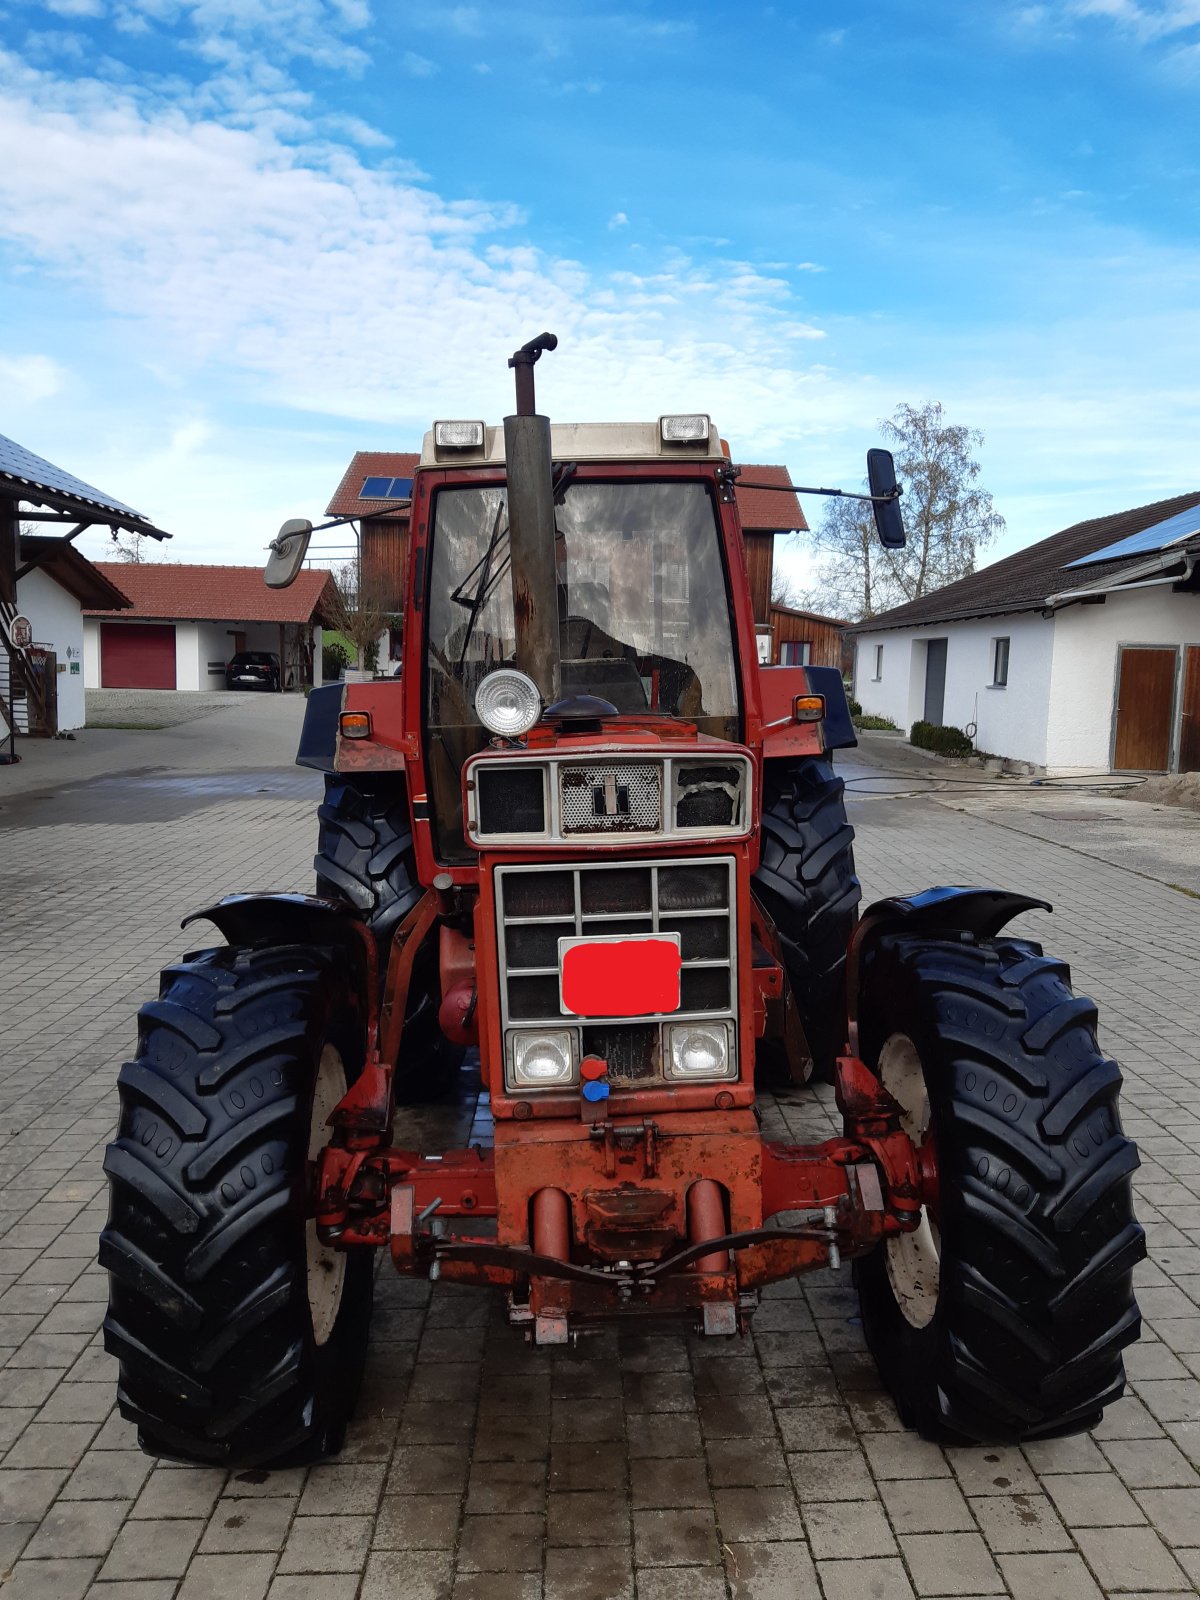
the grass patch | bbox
[853,713,898,731]
[87,720,172,730]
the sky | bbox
[1,0,1198,590]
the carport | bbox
[0,433,169,757]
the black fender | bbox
[844,886,1051,1052]
[296,683,344,772]
[181,892,378,1018]
[805,665,856,752]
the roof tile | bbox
[84,563,337,624]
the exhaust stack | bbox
[504,333,561,706]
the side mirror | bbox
[867,449,905,549]
[265,519,313,588]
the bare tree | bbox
[108,529,153,563]
[805,401,1005,621]
[324,559,392,672]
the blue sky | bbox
[1,0,1197,585]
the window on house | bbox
[992,636,1010,688]
[873,643,884,681]
[781,640,811,666]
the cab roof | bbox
[418,419,726,468]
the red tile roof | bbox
[20,537,132,611]
[84,563,338,624]
[733,465,808,533]
[326,452,420,520]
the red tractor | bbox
[102,336,1143,1466]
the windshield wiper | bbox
[452,500,512,668]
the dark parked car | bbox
[226,651,281,691]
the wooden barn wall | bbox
[361,517,409,613]
[769,606,845,670]
[743,533,774,624]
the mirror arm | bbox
[733,479,902,506]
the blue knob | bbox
[581,1080,610,1103]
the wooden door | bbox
[1113,647,1176,771]
[1180,646,1200,773]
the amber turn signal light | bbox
[339,712,372,739]
[793,695,825,723]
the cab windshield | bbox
[425,478,740,857]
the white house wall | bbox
[1045,587,1200,773]
[17,565,87,731]
[856,613,1055,767]
[83,617,289,691]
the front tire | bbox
[853,931,1144,1443]
[314,774,463,1104]
[101,944,373,1466]
[751,757,861,1080]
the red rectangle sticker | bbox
[559,935,682,1019]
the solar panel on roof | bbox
[389,477,413,500]
[0,431,145,519]
[1065,503,1200,569]
[360,476,393,498]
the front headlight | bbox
[508,1030,578,1090]
[665,1021,736,1082]
[476,669,542,738]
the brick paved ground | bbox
[2,703,1199,1600]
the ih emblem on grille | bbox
[593,775,630,818]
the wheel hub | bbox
[877,1032,940,1330]
[307,1043,348,1347]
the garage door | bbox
[100,623,177,690]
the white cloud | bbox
[1066,0,1200,38]
[795,261,826,273]
[608,211,628,229]
[43,0,106,17]
[402,50,438,76]
[0,353,69,403]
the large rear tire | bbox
[751,757,861,1080]
[853,930,1144,1443]
[314,774,463,1104]
[101,944,373,1467]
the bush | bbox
[322,641,351,680]
[847,697,863,717]
[854,713,898,731]
[910,720,974,757]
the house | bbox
[767,601,849,671]
[853,491,1200,774]
[323,452,808,672]
[1,431,169,753]
[83,564,339,692]
[6,538,132,734]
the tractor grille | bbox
[559,764,662,834]
[496,857,737,1082]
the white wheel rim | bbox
[307,1043,347,1348]
[878,1032,940,1330]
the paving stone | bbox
[817,1557,916,1600]
[714,1485,805,1542]
[969,1490,1072,1553]
[0,1467,70,1521]
[787,1447,877,1502]
[632,1567,726,1600]
[548,1440,626,1494]
[628,1455,709,1510]
[862,1432,951,1480]
[372,1492,462,1548]
[546,1489,628,1547]
[803,1499,896,1560]
[1042,1471,1147,1527]
[632,1507,720,1567]
[22,1499,130,1559]
[1132,1485,1200,1545]
[774,1404,858,1452]
[542,1544,632,1599]
[457,1512,545,1572]
[1074,1525,1190,1591]
[3,1558,98,1600]
[131,1467,227,1520]
[879,1478,975,1534]
[900,1531,1004,1595]
[360,1549,452,1600]
[296,1461,386,1516]
[98,1520,205,1581]
[724,1539,821,1599]
[276,1515,372,1574]
[386,1444,470,1496]
[1100,1437,1200,1487]
[267,1578,360,1600]
[453,1573,542,1600]
[198,1497,294,1554]
[995,1551,1104,1600]
[176,1552,276,1600]
[705,1434,788,1487]
[465,1457,545,1514]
